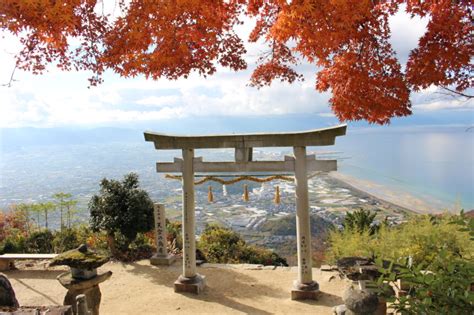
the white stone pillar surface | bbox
[150,204,175,266]
[293,146,313,284]
[182,148,196,278]
[154,204,168,257]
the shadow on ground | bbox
[4,269,64,280]
[123,261,343,314]
[5,270,64,305]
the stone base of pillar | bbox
[64,285,101,315]
[174,274,206,294]
[58,271,112,315]
[150,254,176,266]
[291,280,320,300]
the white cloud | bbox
[318,113,336,118]
[413,99,474,111]
[2,6,471,128]
[410,86,474,112]
[136,95,181,107]
[388,5,429,64]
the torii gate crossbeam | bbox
[144,124,347,300]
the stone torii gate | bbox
[144,124,346,299]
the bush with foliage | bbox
[0,236,26,254]
[25,230,54,253]
[198,224,246,263]
[166,220,182,253]
[343,208,380,235]
[326,213,473,266]
[52,229,79,253]
[376,213,474,314]
[198,224,288,266]
[377,254,474,314]
[0,207,29,241]
[89,173,154,257]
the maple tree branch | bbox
[1,63,17,87]
[438,85,473,99]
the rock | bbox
[50,244,109,270]
[76,294,91,315]
[57,271,112,291]
[333,304,347,315]
[263,265,276,270]
[0,273,19,307]
[337,257,372,269]
[195,248,206,262]
[64,285,101,315]
[78,244,88,253]
[342,286,379,315]
[321,264,337,271]
[58,271,112,315]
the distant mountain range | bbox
[2,110,472,151]
[0,127,142,151]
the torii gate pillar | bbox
[173,148,206,293]
[292,146,319,299]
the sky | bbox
[0,6,472,130]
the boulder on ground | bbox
[333,304,347,315]
[0,273,19,307]
[342,286,378,315]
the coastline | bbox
[328,172,446,214]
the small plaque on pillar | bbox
[174,274,206,294]
[150,204,175,266]
[291,280,320,300]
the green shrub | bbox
[376,215,474,314]
[166,220,182,251]
[0,235,26,254]
[343,209,378,235]
[326,214,473,265]
[198,224,287,266]
[25,230,54,253]
[240,246,288,266]
[378,254,474,314]
[325,228,375,262]
[73,224,95,245]
[89,173,154,257]
[198,224,245,263]
[52,228,81,253]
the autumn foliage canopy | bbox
[0,0,472,124]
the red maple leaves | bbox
[0,0,472,124]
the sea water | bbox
[331,126,474,211]
[1,126,473,212]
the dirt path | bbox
[6,260,347,314]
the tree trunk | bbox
[107,233,117,257]
[60,208,63,231]
[26,210,30,236]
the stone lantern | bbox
[50,245,112,315]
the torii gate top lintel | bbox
[144,124,347,150]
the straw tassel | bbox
[208,186,214,203]
[243,184,249,202]
[274,185,281,205]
